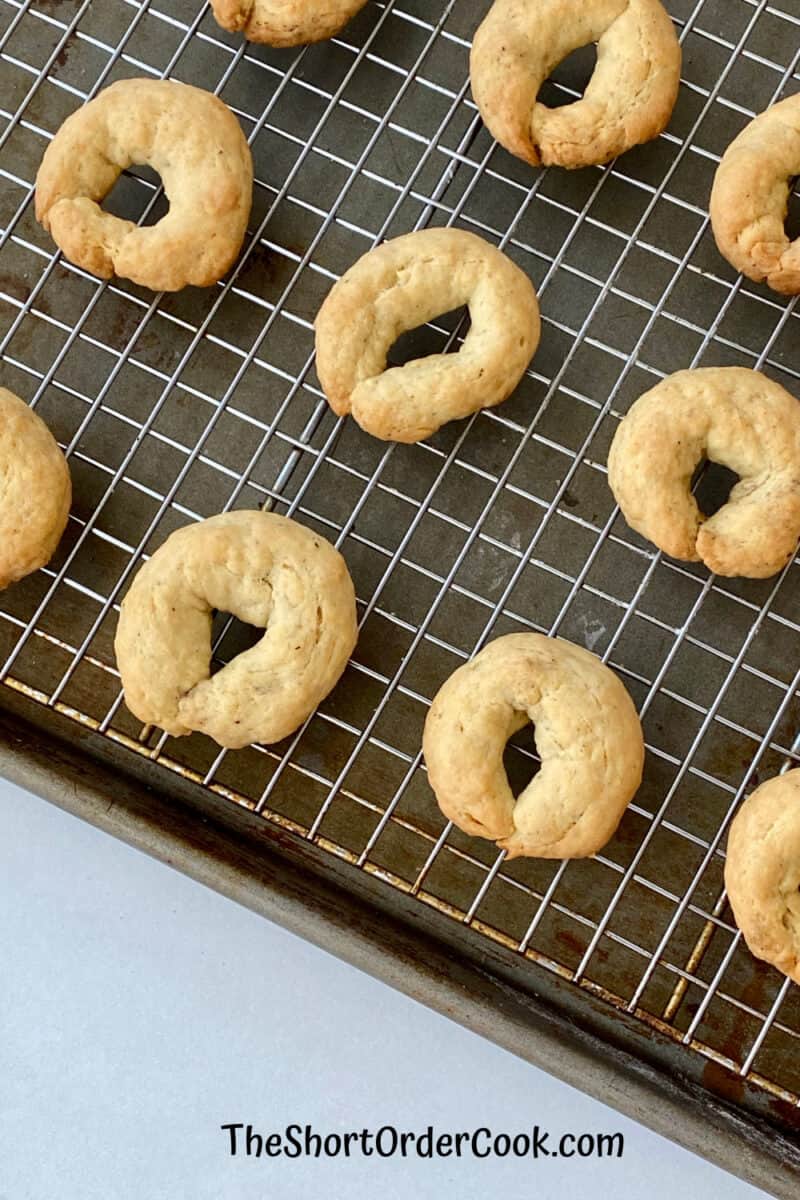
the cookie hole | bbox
[692,460,740,517]
[209,611,262,674]
[387,305,470,367]
[786,178,800,242]
[503,723,541,797]
[103,164,169,227]
[538,43,598,109]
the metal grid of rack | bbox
[2,0,800,1117]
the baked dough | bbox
[314,228,540,443]
[422,633,644,859]
[210,0,369,45]
[35,78,253,292]
[725,770,800,985]
[607,367,800,579]
[115,511,357,749]
[711,94,800,295]
[470,0,682,169]
[0,387,71,590]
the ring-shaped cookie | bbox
[0,388,71,590]
[35,79,253,292]
[725,770,800,985]
[607,367,800,579]
[210,0,369,45]
[470,0,682,169]
[422,633,644,859]
[711,94,800,295]
[115,511,358,750]
[314,228,541,443]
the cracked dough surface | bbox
[725,770,800,986]
[35,78,253,292]
[422,633,644,859]
[0,387,71,591]
[470,0,681,169]
[210,0,369,45]
[608,367,800,579]
[314,227,540,443]
[711,93,800,295]
[115,511,358,750]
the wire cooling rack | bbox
[3,0,800,1135]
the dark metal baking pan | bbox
[2,1,800,1193]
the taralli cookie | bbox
[210,0,369,45]
[314,228,540,443]
[725,770,800,985]
[608,367,800,579]
[35,78,253,292]
[0,388,71,590]
[470,0,682,169]
[711,94,800,295]
[422,633,644,859]
[115,511,357,750]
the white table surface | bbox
[1,776,768,1200]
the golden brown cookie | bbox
[422,633,644,859]
[0,387,71,590]
[35,78,253,292]
[607,367,800,579]
[470,0,682,169]
[314,228,540,443]
[710,94,800,295]
[210,0,369,45]
[115,511,358,750]
[725,770,800,986]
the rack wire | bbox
[2,0,800,1116]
